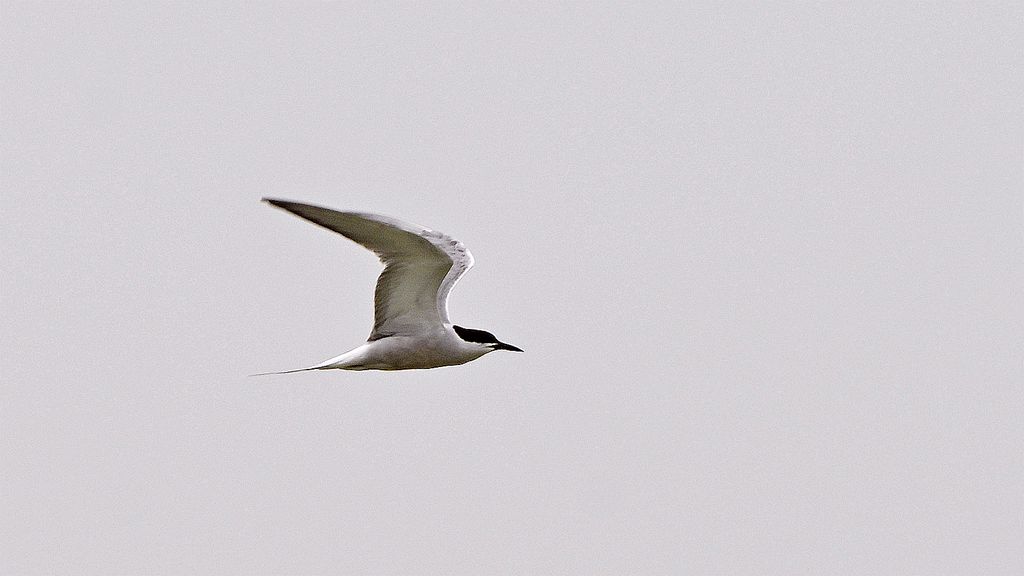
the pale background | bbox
[2,2,1022,574]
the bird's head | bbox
[453,325,523,353]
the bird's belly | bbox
[357,336,486,370]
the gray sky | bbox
[2,2,1022,574]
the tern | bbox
[259,198,522,372]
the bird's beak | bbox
[492,342,523,352]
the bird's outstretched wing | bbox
[264,198,474,339]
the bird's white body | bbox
[310,326,491,371]
[260,199,521,373]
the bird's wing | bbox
[264,198,474,339]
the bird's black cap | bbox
[453,325,523,352]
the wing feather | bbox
[264,198,473,339]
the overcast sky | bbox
[2,2,1022,574]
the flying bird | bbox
[259,198,522,372]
